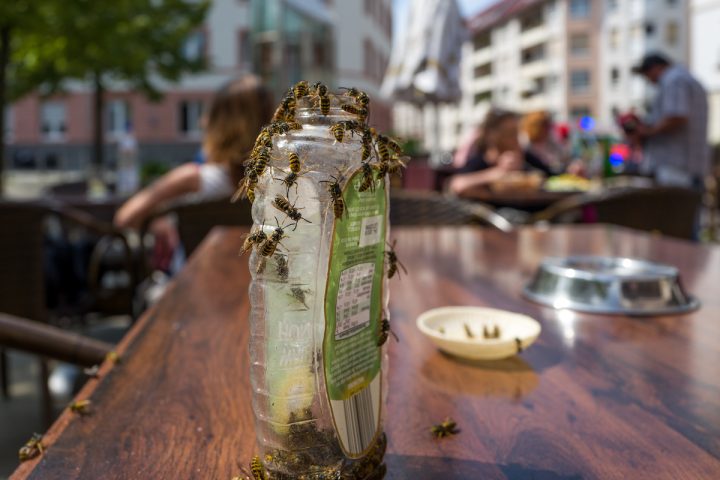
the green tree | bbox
[1,0,210,191]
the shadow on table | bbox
[384,454,583,479]
[420,354,540,400]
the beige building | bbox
[393,0,689,156]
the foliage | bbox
[9,0,211,100]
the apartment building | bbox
[394,0,689,155]
[600,0,689,128]
[691,0,720,144]
[4,0,392,171]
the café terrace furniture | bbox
[390,190,513,231]
[12,225,720,479]
[0,200,136,424]
[532,186,702,240]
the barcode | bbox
[342,387,376,454]
[358,215,382,247]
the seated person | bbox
[521,110,569,173]
[114,75,273,270]
[449,109,554,196]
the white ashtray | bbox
[416,307,541,360]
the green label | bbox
[323,170,386,401]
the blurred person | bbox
[521,111,568,173]
[114,75,273,270]
[631,53,709,189]
[449,109,555,196]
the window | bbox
[666,21,678,46]
[570,70,591,92]
[179,100,204,135]
[609,28,620,49]
[40,101,66,141]
[473,62,492,78]
[645,22,655,37]
[522,77,546,98]
[183,30,206,62]
[570,0,591,18]
[521,43,545,64]
[474,33,490,50]
[474,91,492,105]
[570,106,591,119]
[520,7,544,31]
[610,67,620,86]
[570,34,590,56]
[107,99,131,136]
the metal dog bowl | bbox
[523,256,700,315]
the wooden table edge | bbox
[8,244,195,479]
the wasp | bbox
[361,128,374,162]
[255,129,273,150]
[431,418,460,438]
[377,318,399,346]
[358,162,375,192]
[341,87,370,107]
[288,152,301,174]
[275,255,289,281]
[18,433,44,462]
[276,169,306,196]
[320,174,345,219]
[106,351,121,364]
[310,82,330,115]
[250,456,266,480]
[269,121,301,136]
[233,169,259,204]
[272,194,311,226]
[69,399,92,415]
[241,226,267,255]
[259,221,287,257]
[289,286,310,309]
[341,104,368,122]
[272,92,296,122]
[330,122,345,143]
[376,135,391,163]
[252,147,270,176]
[374,161,389,183]
[385,240,407,279]
[483,324,501,339]
[293,80,309,99]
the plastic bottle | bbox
[247,91,390,479]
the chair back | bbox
[0,201,47,321]
[389,190,513,231]
[174,197,253,256]
[534,187,702,240]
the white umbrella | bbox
[381,0,466,165]
[381,0,466,103]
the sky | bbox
[392,0,497,39]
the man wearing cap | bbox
[632,53,709,189]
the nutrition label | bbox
[335,263,375,339]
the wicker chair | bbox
[173,197,254,256]
[0,200,136,423]
[532,187,702,240]
[389,190,513,232]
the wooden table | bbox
[12,225,720,479]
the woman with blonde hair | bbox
[114,75,273,270]
[115,75,273,230]
[450,108,557,195]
